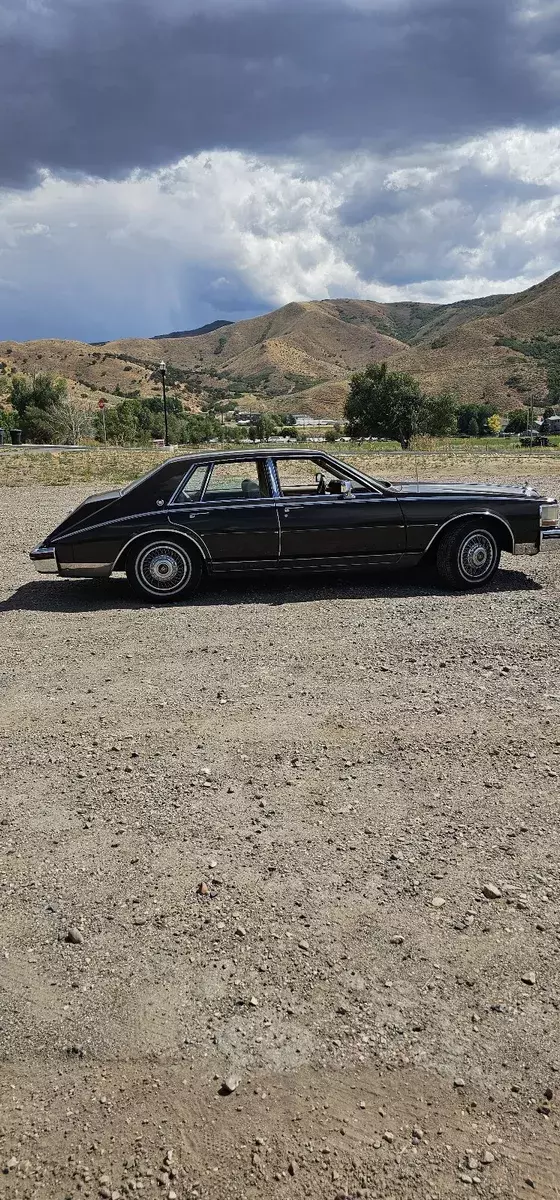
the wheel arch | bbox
[421,512,515,562]
[112,528,208,573]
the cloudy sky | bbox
[1,0,559,342]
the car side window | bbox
[275,459,350,497]
[174,464,210,504]
[204,461,268,502]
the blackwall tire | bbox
[125,539,202,602]
[436,521,501,590]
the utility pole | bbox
[159,361,169,448]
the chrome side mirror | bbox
[340,479,353,496]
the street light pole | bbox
[159,360,169,448]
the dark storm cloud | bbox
[0,0,558,187]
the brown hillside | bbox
[395,272,560,409]
[2,272,559,420]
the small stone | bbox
[481,1151,495,1165]
[482,884,502,900]
[288,1160,297,1176]
[412,1126,424,1141]
[459,1174,473,1185]
[372,1140,382,1150]
[6,1158,18,1170]
[382,1131,394,1143]
[99,1189,111,1199]
[359,1101,366,1110]
[99,1176,110,1187]
[390,935,405,945]
[168,1192,177,1200]
[453,1078,466,1089]
[249,996,259,1007]
[235,926,247,938]
[432,896,446,908]
[544,1087,554,1101]
[65,926,83,945]
[466,1155,479,1171]
[209,861,218,869]
[521,971,536,986]
[298,939,310,951]
[525,1178,535,1189]
[197,882,209,896]
[221,1075,240,1095]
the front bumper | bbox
[30,546,58,574]
[542,528,560,550]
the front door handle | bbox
[284,505,305,514]
[190,511,210,518]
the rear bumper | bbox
[30,546,58,574]
[542,528,560,550]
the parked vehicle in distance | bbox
[31,450,560,601]
[519,432,550,447]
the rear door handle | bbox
[190,511,210,518]
[284,505,305,514]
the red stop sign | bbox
[98,400,105,410]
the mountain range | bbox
[1,272,559,418]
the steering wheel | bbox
[316,474,327,495]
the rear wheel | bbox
[436,520,501,590]
[125,538,202,602]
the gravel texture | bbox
[1,473,559,1200]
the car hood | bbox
[390,481,542,499]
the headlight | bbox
[540,501,559,529]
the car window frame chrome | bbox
[169,455,277,509]
[168,462,212,507]
[269,452,386,501]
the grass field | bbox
[1,441,560,487]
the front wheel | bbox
[125,538,202,602]
[436,521,501,590]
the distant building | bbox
[539,415,560,434]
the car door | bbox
[168,458,280,565]
[273,456,405,562]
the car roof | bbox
[169,448,339,465]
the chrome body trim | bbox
[209,551,411,574]
[421,511,516,555]
[52,509,174,539]
[542,528,560,549]
[30,546,58,574]
[60,562,113,577]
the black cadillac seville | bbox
[30,449,560,601]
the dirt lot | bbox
[1,459,560,1200]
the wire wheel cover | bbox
[136,543,191,594]
[458,530,497,581]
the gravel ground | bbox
[1,471,560,1200]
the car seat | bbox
[241,478,261,498]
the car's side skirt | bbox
[210,552,421,575]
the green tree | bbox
[467,416,479,437]
[457,404,478,436]
[423,391,457,437]
[505,409,529,434]
[251,413,278,440]
[95,399,146,445]
[547,365,560,404]
[345,363,425,449]
[325,427,337,443]
[10,372,68,442]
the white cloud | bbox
[0,125,559,340]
